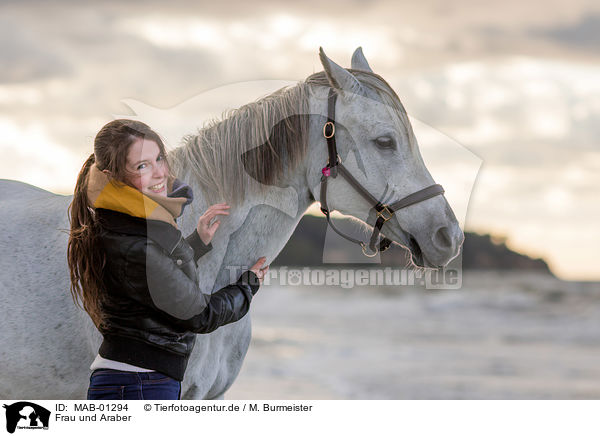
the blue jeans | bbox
[87,369,181,400]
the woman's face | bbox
[125,137,169,197]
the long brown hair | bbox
[67,119,169,330]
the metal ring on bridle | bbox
[323,121,335,138]
[360,243,378,257]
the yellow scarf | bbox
[86,164,187,228]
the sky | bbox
[1,0,599,280]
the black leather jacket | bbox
[94,208,260,381]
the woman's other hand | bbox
[196,203,230,245]
[250,257,269,285]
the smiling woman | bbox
[66,119,268,400]
[123,138,169,196]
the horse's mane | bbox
[169,70,410,206]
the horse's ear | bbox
[319,47,364,97]
[351,47,373,72]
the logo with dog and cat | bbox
[2,402,50,434]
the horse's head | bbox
[307,47,463,268]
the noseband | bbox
[319,88,445,257]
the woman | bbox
[67,119,269,400]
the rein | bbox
[319,88,445,257]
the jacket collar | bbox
[87,163,192,229]
[96,208,182,255]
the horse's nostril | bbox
[433,226,453,250]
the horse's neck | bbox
[172,87,327,267]
[176,157,315,274]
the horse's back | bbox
[0,179,72,262]
[0,179,57,202]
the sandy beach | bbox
[227,270,600,399]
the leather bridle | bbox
[319,88,445,257]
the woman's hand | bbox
[196,203,230,245]
[250,257,269,285]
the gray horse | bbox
[0,47,462,399]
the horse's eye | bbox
[374,136,395,149]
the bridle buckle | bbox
[327,153,342,166]
[376,205,394,222]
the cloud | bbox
[0,117,83,192]
[0,17,72,82]
[397,57,600,160]
[533,13,600,52]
